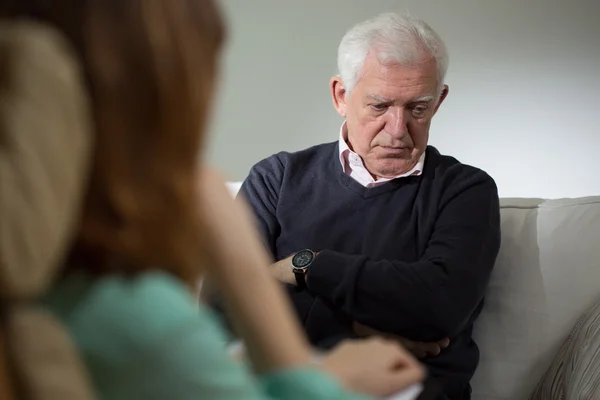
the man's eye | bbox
[411,106,428,117]
[371,104,388,111]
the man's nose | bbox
[385,107,408,138]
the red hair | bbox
[0,0,225,282]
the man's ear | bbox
[330,76,348,118]
[433,85,449,115]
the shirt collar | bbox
[338,121,426,184]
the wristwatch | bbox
[291,249,316,289]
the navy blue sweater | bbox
[239,143,501,399]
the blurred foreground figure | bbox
[0,2,424,399]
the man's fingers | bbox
[352,321,378,337]
[408,341,440,357]
[422,343,441,356]
[397,337,416,350]
[414,351,427,359]
[350,322,450,359]
[402,343,429,359]
[397,339,441,358]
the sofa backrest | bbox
[471,196,600,399]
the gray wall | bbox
[207,0,600,199]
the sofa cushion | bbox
[529,297,600,399]
[471,196,600,399]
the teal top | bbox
[42,271,371,400]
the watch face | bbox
[292,250,314,269]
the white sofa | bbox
[227,183,600,399]
[471,196,600,399]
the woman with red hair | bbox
[0,1,424,399]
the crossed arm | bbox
[239,159,501,346]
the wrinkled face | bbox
[332,53,448,179]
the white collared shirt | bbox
[338,122,425,188]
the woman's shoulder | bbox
[44,271,256,398]
[43,271,372,400]
[44,271,210,354]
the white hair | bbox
[337,12,449,95]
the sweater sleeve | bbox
[237,155,286,256]
[306,174,501,341]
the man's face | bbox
[332,54,448,179]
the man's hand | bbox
[352,321,450,359]
[269,255,296,285]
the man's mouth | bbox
[381,146,409,151]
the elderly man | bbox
[238,12,500,400]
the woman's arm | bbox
[197,170,312,374]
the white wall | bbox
[207,0,600,199]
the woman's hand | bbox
[321,337,425,397]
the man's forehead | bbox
[356,54,439,102]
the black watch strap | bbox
[293,270,307,289]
